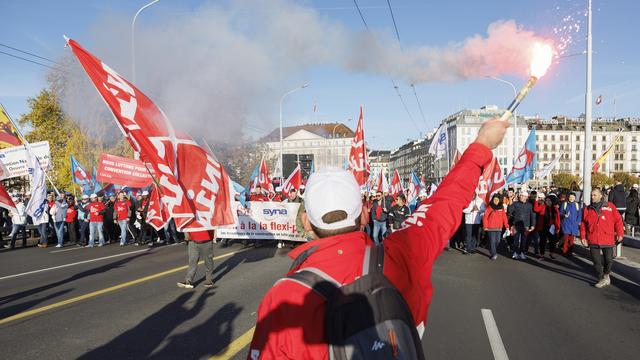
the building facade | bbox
[368,150,391,180]
[262,123,354,178]
[388,136,435,184]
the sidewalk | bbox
[573,239,640,285]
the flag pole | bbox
[0,102,60,196]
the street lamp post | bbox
[280,83,310,179]
[132,0,161,82]
[488,76,518,166]
[583,0,593,206]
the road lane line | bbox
[210,326,255,360]
[0,249,248,325]
[0,249,151,280]
[50,246,86,253]
[481,309,509,360]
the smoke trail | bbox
[57,0,551,143]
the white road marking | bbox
[0,249,150,281]
[50,246,86,253]
[481,309,509,360]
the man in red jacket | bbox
[248,119,508,359]
[580,188,624,288]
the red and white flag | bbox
[0,183,16,213]
[475,157,505,204]
[67,38,234,231]
[282,165,302,194]
[145,184,170,230]
[348,106,370,186]
[257,158,273,194]
[389,169,403,197]
[375,170,389,193]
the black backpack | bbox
[284,244,425,360]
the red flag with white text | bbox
[67,38,234,231]
[145,184,170,230]
[282,165,302,194]
[475,157,505,204]
[348,106,370,186]
[390,170,403,197]
[258,158,273,194]
[0,183,16,213]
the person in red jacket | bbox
[114,191,132,246]
[482,194,510,260]
[177,230,215,289]
[579,188,624,288]
[250,186,269,202]
[87,193,106,247]
[531,192,546,257]
[248,119,508,359]
[65,196,78,245]
[539,194,561,259]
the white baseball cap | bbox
[304,167,362,231]
[537,192,545,198]
[519,191,529,197]
[82,194,89,200]
[142,190,149,196]
[90,194,97,198]
[633,184,639,189]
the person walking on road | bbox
[624,188,639,233]
[507,191,536,260]
[8,197,27,249]
[482,194,510,260]
[52,195,69,248]
[177,230,215,289]
[580,188,625,288]
[388,194,410,232]
[370,191,391,244]
[77,195,90,246]
[114,191,132,246]
[88,193,106,247]
[248,119,508,359]
[539,194,560,259]
[608,181,626,217]
[462,193,485,254]
[65,196,78,246]
[559,192,581,256]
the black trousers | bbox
[539,231,558,256]
[590,246,614,280]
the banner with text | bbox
[96,153,154,188]
[0,141,50,180]
[216,202,307,242]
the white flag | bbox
[25,151,48,223]
[429,124,448,161]
[537,154,561,179]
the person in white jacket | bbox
[463,193,486,254]
[8,197,28,249]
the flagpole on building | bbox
[0,102,60,196]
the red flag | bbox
[282,165,302,193]
[348,106,370,186]
[389,170,403,197]
[0,183,16,212]
[475,157,505,204]
[258,158,273,194]
[145,185,170,230]
[67,38,234,231]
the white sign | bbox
[216,202,308,242]
[0,141,51,180]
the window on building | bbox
[576,153,580,161]
[592,144,596,151]
[551,135,556,141]
[543,135,548,141]
[576,135,581,141]
[602,145,606,151]
[576,144,580,150]
[602,136,606,141]
[592,154,596,160]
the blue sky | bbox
[1,0,638,150]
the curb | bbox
[573,239,640,285]
[622,235,640,249]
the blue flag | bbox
[232,180,247,207]
[246,164,259,194]
[506,129,537,185]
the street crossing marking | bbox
[0,249,151,281]
[0,249,249,325]
[481,309,509,360]
[209,326,255,360]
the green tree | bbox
[552,173,580,188]
[591,172,613,189]
[612,172,640,189]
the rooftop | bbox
[261,122,354,142]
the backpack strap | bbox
[363,243,385,275]
[280,267,340,300]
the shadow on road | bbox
[0,253,149,317]
[208,244,279,285]
[78,290,243,359]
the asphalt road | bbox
[0,241,638,359]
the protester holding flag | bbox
[483,194,510,260]
[88,193,106,247]
[65,196,78,245]
[114,191,132,246]
[8,197,27,249]
[135,191,151,245]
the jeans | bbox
[372,220,386,245]
[89,222,105,246]
[118,220,129,245]
[513,230,528,255]
[54,221,65,246]
[465,224,480,251]
[66,221,77,244]
[528,231,540,254]
[539,231,558,256]
[487,231,501,257]
[590,246,614,280]
[38,223,48,245]
[185,240,214,283]
[10,224,27,248]
[79,221,89,245]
